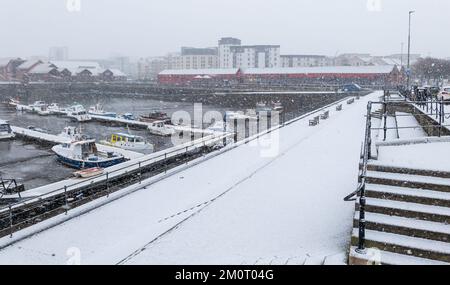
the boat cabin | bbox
[111,133,145,144]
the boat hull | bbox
[0,133,15,140]
[55,154,126,169]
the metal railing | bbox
[344,90,450,253]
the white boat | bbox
[256,102,272,114]
[47,103,68,115]
[100,133,154,152]
[29,101,50,115]
[271,101,284,112]
[225,111,257,121]
[148,121,176,136]
[58,126,88,142]
[16,103,31,112]
[88,104,117,118]
[52,139,126,169]
[0,120,15,140]
[207,120,230,133]
[66,105,91,122]
[8,98,20,108]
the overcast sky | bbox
[1,0,449,59]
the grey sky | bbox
[1,0,449,59]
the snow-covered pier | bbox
[0,93,372,265]
[10,126,144,160]
[89,114,218,136]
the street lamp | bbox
[407,10,415,91]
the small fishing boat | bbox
[100,133,154,152]
[148,121,176,136]
[271,101,284,112]
[225,111,257,121]
[73,167,104,178]
[207,120,230,133]
[47,103,67,115]
[58,126,88,142]
[8,98,20,108]
[66,105,91,122]
[255,102,273,114]
[52,139,126,169]
[0,120,15,140]
[139,111,171,124]
[88,104,117,118]
[27,101,50,115]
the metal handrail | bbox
[344,90,449,253]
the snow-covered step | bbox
[366,162,450,179]
[351,229,450,262]
[354,211,450,242]
[365,171,450,193]
[357,197,450,223]
[365,184,450,207]
[349,246,449,265]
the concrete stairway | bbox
[350,163,450,265]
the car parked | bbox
[437,86,450,102]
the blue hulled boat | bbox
[52,139,125,169]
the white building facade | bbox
[281,55,330,67]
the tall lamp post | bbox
[407,10,415,91]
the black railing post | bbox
[106,172,109,198]
[244,118,249,139]
[9,204,13,238]
[367,102,372,159]
[357,186,366,253]
[233,119,238,143]
[164,153,168,174]
[64,185,68,215]
[383,102,387,141]
[138,162,142,184]
[439,100,443,137]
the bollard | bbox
[267,112,272,131]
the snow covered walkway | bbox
[0,92,381,265]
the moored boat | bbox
[0,120,15,140]
[148,121,176,136]
[58,126,88,142]
[73,167,104,178]
[88,104,117,118]
[139,111,171,124]
[48,103,67,115]
[52,139,126,169]
[66,105,92,122]
[29,101,50,115]
[100,133,154,152]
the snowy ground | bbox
[377,141,450,172]
[0,92,381,265]
[395,112,427,139]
